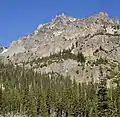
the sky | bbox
[0,0,120,47]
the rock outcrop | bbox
[1,12,120,82]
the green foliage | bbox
[97,69,109,117]
[28,49,78,68]
[77,52,86,63]
[92,57,108,66]
[1,62,120,117]
[27,49,87,69]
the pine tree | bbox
[77,52,85,63]
[0,85,2,115]
[41,92,47,117]
[97,66,109,117]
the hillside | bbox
[1,12,120,117]
[0,12,120,82]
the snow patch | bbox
[69,18,76,22]
[53,31,62,36]
[1,49,8,54]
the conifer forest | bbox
[0,61,120,117]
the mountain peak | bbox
[1,12,120,65]
[89,12,109,20]
[97,12,109,17]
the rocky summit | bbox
[1,12,120,82]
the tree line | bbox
[0,62,120,117]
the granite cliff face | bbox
[1,12,120,82]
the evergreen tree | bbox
[97,66,109,117]
[77,52,85,63]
